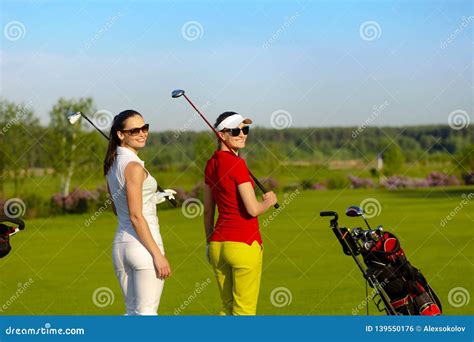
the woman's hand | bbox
[153,254,171,279]
[262,191,278,207]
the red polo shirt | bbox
[204,150,262,245]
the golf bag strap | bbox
[391,295,410,309]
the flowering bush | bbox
[426,172,460,186]
[381,176,428,189]
[381,172,460,189]
[348,175,374,189]
[259,177,279,191]
[51,188,100,213]
[311,183,326,190]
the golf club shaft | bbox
[181,93,280,209]
[332,222,397,315]
[81,113,110,140]
[79,113,178,207]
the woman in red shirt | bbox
[204,111,277,315]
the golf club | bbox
[345,205,372,229]
[320,210,397,315]
[171,89,279,209]
[66,111,178,207]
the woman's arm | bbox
[125,162,170,278]
[238,182,277,217]
[106,182,117,216]
[203,184,215,243]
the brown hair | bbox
[103,110,142,176]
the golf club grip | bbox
[250,173,280,209]
[156,185,178,207]
[0,216,25,230]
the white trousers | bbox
[112,240,165,315]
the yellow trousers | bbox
[209,241,263,315]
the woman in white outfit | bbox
[103,110,172,315]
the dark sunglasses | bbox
[121,124,149,136]
[222,126,250,137]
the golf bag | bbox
[0,216,25,258]
[321,209,442,316]
[361,230,441,315]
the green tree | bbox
[193,132,215,179]
[0,99,40,196]
[44,98,97,198]
[455,144,474,177]
[382,143,405,176]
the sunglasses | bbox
[222,126,250,137]
[121,124,149,136]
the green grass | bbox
[0,187,472,315]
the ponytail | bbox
[103,110,142,175]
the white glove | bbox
[206,243,211,264]
[153,189,177,204]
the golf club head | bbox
[171,89,185,98]
[345,205,364,218]
[67,111,82,125]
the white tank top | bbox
[106,146,164,250]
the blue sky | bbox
[1,0,472,131]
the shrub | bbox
[311,183,326,190]
[283,183,300,192]
[348,175,374,189]
[463,172,474,185]
[51,188,100,214]
[426,172,460,187]
[326,175,350,189]
[381,176,428,189]
[258,177,279,191]
[189,181,205,201]
[299,179,314,190]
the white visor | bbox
[216,114,253,131]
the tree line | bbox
[1,97,473,198]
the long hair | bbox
[214,111,238,148]
[103,110,142,176]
